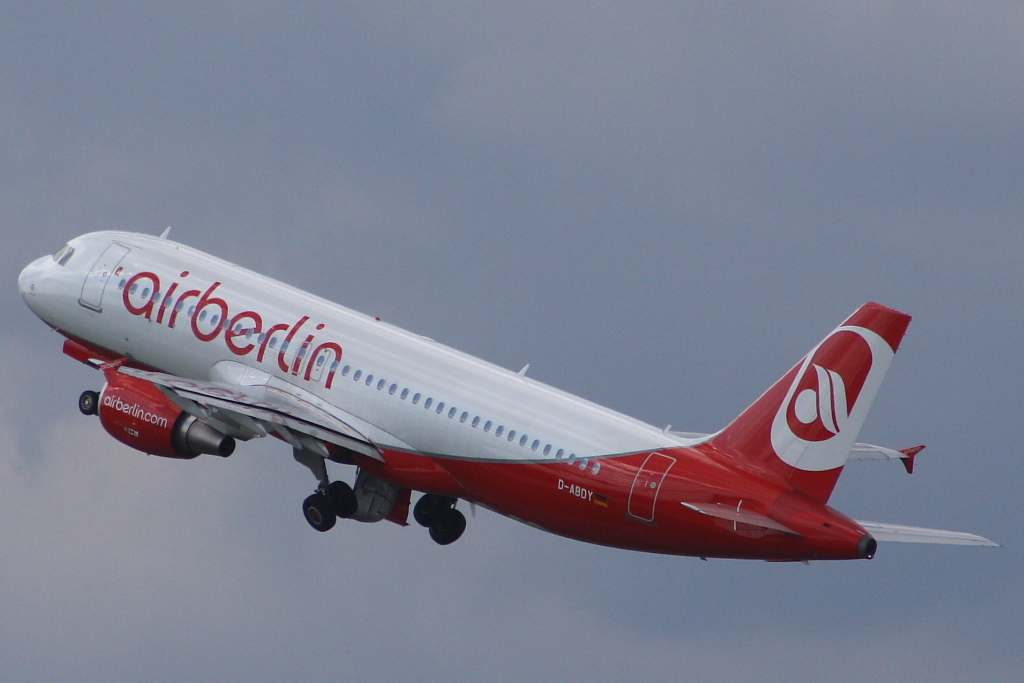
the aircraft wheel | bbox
[327,480,358,519]
[414,493,451,527]
[78,390,99,416]
[302,492,337,532]
[429,508,466,546]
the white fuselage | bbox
[21,231,695,464]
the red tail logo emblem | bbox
[784,331,873,442]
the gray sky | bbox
[2,3,1022,681]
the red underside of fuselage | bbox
[357,445,870,561]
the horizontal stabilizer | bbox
[682,502,799,535]
[856,520,999,546]
[848,443,923,474]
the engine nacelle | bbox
[98,374,235,459]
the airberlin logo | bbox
[784,330,872,442]
[770,325,893,472]
[102,394,169,428]
[121,270,344,388]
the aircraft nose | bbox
[18,258,44,302]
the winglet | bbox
[899,445,925,474]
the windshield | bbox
[52,244,75,266]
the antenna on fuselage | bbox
[159,226,172,239]
[518,364,530,376]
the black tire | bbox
[302,492,337,532]
[78,390,99,416]
[414,494,451,528]
[429,508,467,546]
[327,480,358,519]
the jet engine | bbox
[89,373,235,459]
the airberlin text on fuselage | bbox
[102,394,169,428]
[121,270,343,388]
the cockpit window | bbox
[52,244,75,266]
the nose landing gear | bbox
[414,493,467,545]
[79,390,99,416]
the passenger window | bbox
[448,407,457,419]
[591,462,601,475]
[483,420,491,432]
[118,279,127,290]
[130,283,138,294]
[495,425,503,437]
[568,453,577,463]
[424,398,432,409]
[365,374,373,385]
[531,440,540,451]
[389,384,397,395]
[471,416,480,428]
[316,355,325,367]
[461,412,469,423]
[556,449,564,459]
[543,444,551,455]
[199,310,208,321]
[412,393,420,404]
[519,434,528,446]
[507,430,516,442]
[188,306,196,316]
[341,365,351,376]
[353,370,362,381]
[436,402,445,414]
[578,459,588,470]
[377,379,385,390]
[400,388,409,400]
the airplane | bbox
[18,230,997,561]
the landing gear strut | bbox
[414,494,467,545]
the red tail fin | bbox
[709,303,911,503]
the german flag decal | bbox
[594,494,609,508]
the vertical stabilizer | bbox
[708,303,911,503]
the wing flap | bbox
[856,520,999,546]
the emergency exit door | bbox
[627,452,676,524]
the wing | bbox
[118,366,389,461]
[856,520,999,546]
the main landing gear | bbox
[302,480,358,533]
[414,493,467,546]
